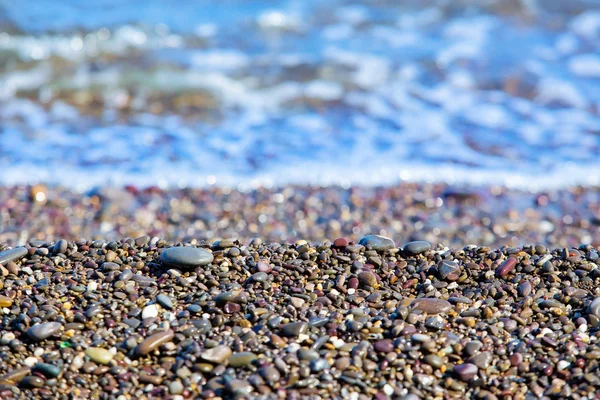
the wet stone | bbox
[201,345,232,364]
[160,246,214,268]
[496,257,517,277]
[21,375,44,388]
[404,241,431,255]
[282,322,308,337]
[27,322,62,342]
[228,352,258,367]
[454,363,478,381]
[410,298,452,314]
[86,347,113,365]
[0,247,28,265]
[358,235,395,251]
[33,363,61,378]
[358,271,378,288]
[588,297,600,317]
[156,294,174,309]
[136,330,175,356]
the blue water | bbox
[1,0,600,190]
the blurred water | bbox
[1,0,600,190]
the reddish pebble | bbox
[223,303,241,313]
[454,363,478,381]
[333,238,349,247]
[496,257,517,277]
[348,277,359,289]
[257,262,272,273]
[509,353,522,366]
[374,339,394,353]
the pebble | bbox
[404,241,431,255]
[32,363,61,378]
[142,304,160,319]
[160,246,214,268]
[410,298,452,314]
[588,297,600,317]
[136,330,175,356]
[156,294,174,309]
[27,322,62,342]
[358,235,395,251]
[228,352,257,367]
[200,345,232,364]
[454,363,478,381]
[496,257,517,277]
[0,247,28,265]
[85,347,114,365]
[282,322,308,337]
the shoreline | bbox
[0,183,598,248]
[0,237,599,399]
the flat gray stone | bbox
[404,241,431,255]
[358,235,395,251]
[160,246,213,268]
[589,297,600,317]
[0,247,28,265]
[27,322,62,341]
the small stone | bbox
[358,235,395,251]
[290,297,305,308]
[228,352,258,367]
[169,380,184,395]
[260,366,280,383]
[118,269,133,282]
[142,304,160,319]
[438,260,461,280]
[374,340,394,353]
[156,294,174,310]
[333,238,349,247]
[298,348,320,361]
[0,295,13,308]
[404,241,431,255]
[223,303,241,313]
[358,271,378,288]
[469,352,492,369]
[27,322,62,342]
[0,247,28,265]
[588,297,600,317]
[33,363,61,379]
[136,330,175,356]
[226,379,252,396]
[282,322,308,337]
[496,258,517,277]
[423,355,443,369]
[310,358,329,372]
[201,345,232,364]
[454,363,478,381]
[1,367,30,384]
[85,347,114,365]
[250,272,268,283]
[410,298,452,314]
[21,375,44,388]
[160,246,213,268]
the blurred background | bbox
[1,0,600,191]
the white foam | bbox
[569,54,600,78]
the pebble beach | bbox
[2,0,600,398]
[0,184,599,399]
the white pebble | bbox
[142,304,160,319]
[332,338,345,349]
[557,360,571,370]
[34,348,44,357]
[87,281,98,292]
[24,357,38,367]
[383,384,394,396]
[578,324,588,332]
[347,288,356,295]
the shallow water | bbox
[1,0,600,190]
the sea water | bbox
[0,0,599,191]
